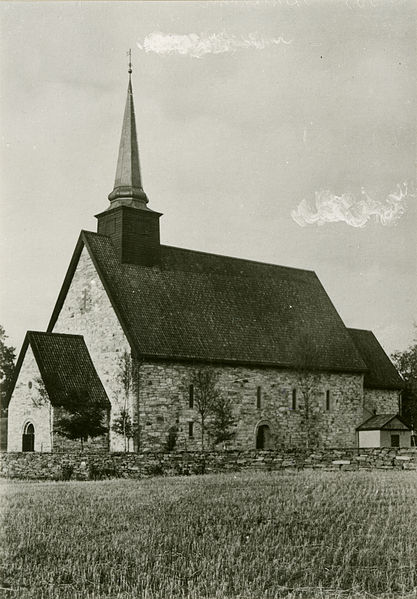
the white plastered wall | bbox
[380,429,411,448]
[7,346,53,452]
[358,430,380,448]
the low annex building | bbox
[356,414,411,448]
[7,332,110,452]
[7,68,405,453]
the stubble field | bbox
[0,470,416,599]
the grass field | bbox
[1,471,416,599]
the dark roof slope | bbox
[24,332,110,408]
[356,414,410,431]
[48,231,366,372]
[348,328,404,390]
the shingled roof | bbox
[49,231,367,373]
[356,414,410,431]
[10,331,110,409]
[348,328,404,390]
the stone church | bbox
[7,70,407,453]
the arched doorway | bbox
[256,423,271,449]
[22,423,35,452]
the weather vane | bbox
[127,49,132,75]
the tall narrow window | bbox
[325,390,331,411]
[189,384,194,409]
[22,422,35,452]
[256,386,262,409]
[292,389,297,410]
[188,421,194,438]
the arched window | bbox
[256,423,271,450]
[22,422,35,452]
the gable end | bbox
[47,231,137,355]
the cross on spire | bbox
[127,48,132,75]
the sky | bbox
[1,0,416,358]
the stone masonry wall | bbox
[7,346,53,452]
[1,448,416,480]
[363,389,401,420]
[52,246,133,452]
[137,361,364,451]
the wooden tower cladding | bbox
[96,205,161,267]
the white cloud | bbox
[291,183,411,228]
[137,32,292,59]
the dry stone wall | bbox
[1,448,416,480]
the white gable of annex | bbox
[8,345,52,452]
[383,417,409,431]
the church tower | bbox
[95,55,162,266]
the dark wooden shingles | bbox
[83,232,366,372]
[27,331,110,408]
[348,328,404,390]
[356,414,410,430]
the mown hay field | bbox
[1,470,416,599]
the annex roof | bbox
[49,231,368,373]
[348,328,404,390]
[10,331,110,409]
[356,414,411,431]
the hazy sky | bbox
[1,0,416,358]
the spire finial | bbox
[127,48,132,75]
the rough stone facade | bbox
[136,360,365,451]
[363,389,400,419]
[52,247,133,451]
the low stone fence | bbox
[1,447,417,481]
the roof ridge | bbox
[356,413,410,431]
[359,414,395,426]
[48,229,369,373]
[81,229,107,238]
[161,244,315,274]
[28,330,85,340]
[372,413,397,418]
[81,231,315,273]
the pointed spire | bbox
[108,52,148,209]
